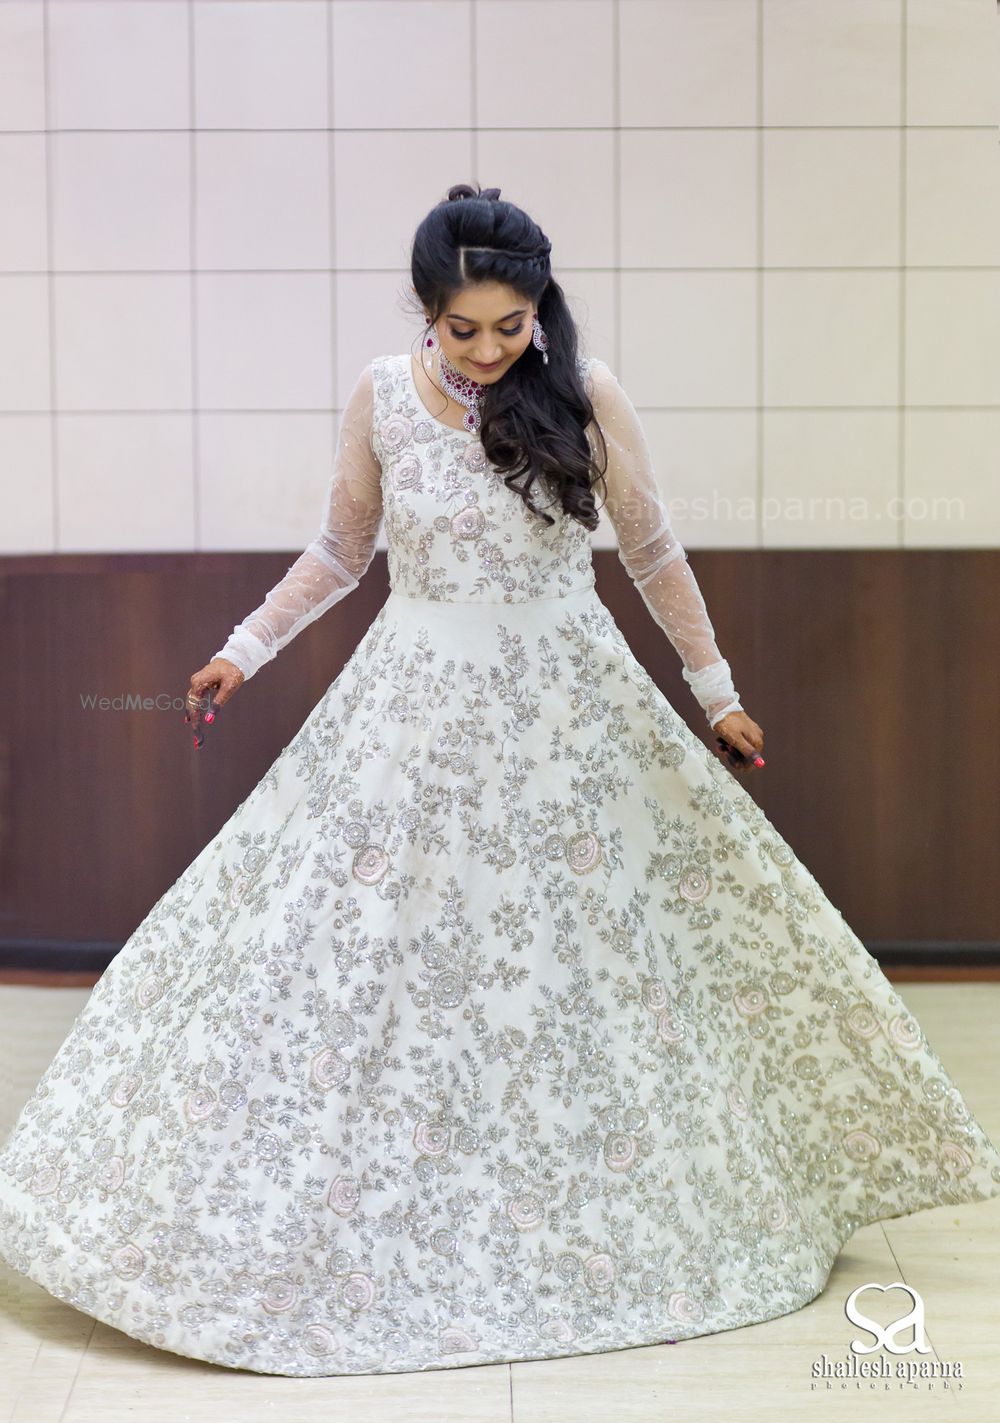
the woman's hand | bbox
[184,657,245,741]
[711,708,764,774]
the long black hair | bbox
[405,182,608,530]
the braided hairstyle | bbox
[405,182,608,530]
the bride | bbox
[1,182,998,1378]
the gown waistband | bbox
[386,582,598,610]
[381,583,603,628]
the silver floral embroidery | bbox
[0,351,999,1379]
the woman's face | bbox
[427,282,536,381]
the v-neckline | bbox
[406,354,479,440]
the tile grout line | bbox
[327,0,336,464]
[879,1222,947,1372]
[189,0,200,552]
[41,0,57,552]
[899,0,907,550]
[757,0,764,546]
[55,1318,97,1423]
[613,0,620,376]
[470,0,476,172]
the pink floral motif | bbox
[95,1155,126,1192]
[641,977,669,1011]
[668,1291,706,1323]
[940,1140,973,1177]
[733,988,768,1018]
[413,1120,450,1157]
[261,1276,298,1314]
[842,1129,882,1163]
[378,413,413,453]
[726,1083,751,1120]
[656,1009,685,1043]
[678,865,711,902]
[887,1014,922,1050]
[134,974,164,1008]
[301,1324,338,1356]
[565,830,601,874]
[506,1192,545,1231]
[844,1003,880,1039]
[389,454,421,489]
[28,1165,61,1197]
[583,1252,615,1291]
[326,1174,361,1216]
[352,845,389,885]
[759,1193,789,1231]
[603,1132,638,1171]
[341,1271,376,1311]
[111,1244,146,1280]
[109,1072,141,1107]
[183,1086,217,1123]
[439,1326,477,1353]
[310,1048,350,1092]
[543,1317,577,1343]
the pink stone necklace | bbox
[434,349,487,434]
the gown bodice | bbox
[211,349,744,728]
[371,353,597,605]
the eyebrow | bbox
[446,308,528,325]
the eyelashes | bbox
[450,326,523,341]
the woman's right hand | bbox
[184,657,246,739]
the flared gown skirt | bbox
[1,583,999,1376]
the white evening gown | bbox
[1,352,998,1377]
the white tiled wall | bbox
[0,0,998,556]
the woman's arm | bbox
[211,362,383,681]
[587,357,742,729]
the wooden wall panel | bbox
[0,550,997,967]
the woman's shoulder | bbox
[579,355,617,399]
[584,355,614,376]
[367,352,406,377]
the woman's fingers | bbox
[715,732,764,772]
[185,687,209,729]
[184,660,244,742]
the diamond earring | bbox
[532,314,549,365]
[424,323,439,353]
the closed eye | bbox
[450,326,523,340]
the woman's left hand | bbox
[711,709,764,774]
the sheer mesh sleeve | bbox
[587,357,742,729]
[211,362,383,681]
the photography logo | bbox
[810,1282,964,1391]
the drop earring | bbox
[421,319,486,434]
[532,314,549,364]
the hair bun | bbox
[446,183,502,203]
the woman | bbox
[1,183,998,1377]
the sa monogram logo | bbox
[844,1282,932,1356]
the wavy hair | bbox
[404,182,608,530]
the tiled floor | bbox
[1,982,997,1422]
